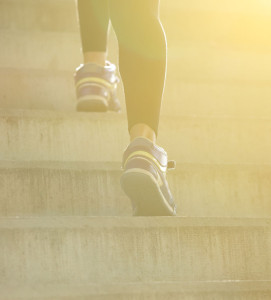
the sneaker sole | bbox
[120,168,176,216]
[77,98,108,112]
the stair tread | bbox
[2,280,271,297]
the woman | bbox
[75,0,176,216]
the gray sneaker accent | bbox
[74,61,121,112]
[121,137,177,216]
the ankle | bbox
[129,124,157,143]
[83,51,107,66]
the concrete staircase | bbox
[0,0,271,299]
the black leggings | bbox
[77,0,166,136]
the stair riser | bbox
[0,168,130,217]
[2,30,271,83]
[0,69,126,112]
[0,30,119,71]
[0,112,270,164]
[163,0,271,14]
[1,165,271,217]
[1,69,271,118]
[0,69,76,111]
[0,0,78,33]
[163,82,271,118]
[164,14,271,54]
[0,112,128,162]
[1,0,270,38]
[0,221,270,284]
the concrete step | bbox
[1,0,270,34]
[0,161,130,217]
[163,81,271,118]
[1,28,271,117]
[0,30,82,71]
[0,66,126,113]
[1,0,271,65]
[0,217,270,285]
[167,44,271,82]
[0,0,78,33]
[0,29,119,71]
[163,11,271,53]
[0,68,77,111]
[162,0,271,14]
[2,29,271,82]
[0,109,270,165]
[1,161,271,218]
[2,281,271,300]
[1,68,271,118]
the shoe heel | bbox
[76,85,109,112]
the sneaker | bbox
[74,61,121,112]
[120,137,177,216]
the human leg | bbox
[109,0,176,215]
[75,0,120,112]
[77,0,109,65]
[109,0,167,139]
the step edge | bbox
[1,108,271,122]
[1,160,271,171]
[0,216,270,229]
[1,280,271,298]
